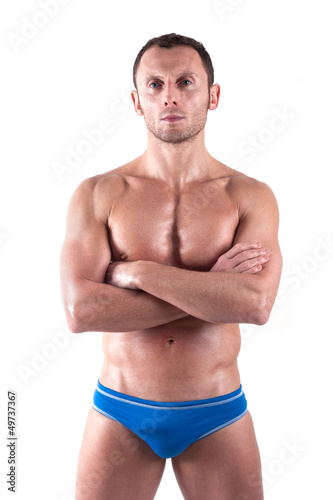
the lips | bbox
[162,115,184,122]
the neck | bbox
[141,129,213,189]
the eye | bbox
[181,79,192,86]
[149,82,160,89]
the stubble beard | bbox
[139,96,210,145]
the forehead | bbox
[138,45,206,80]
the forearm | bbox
[134,262,268,325]
[65,280,188,333]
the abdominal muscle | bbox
[99,316,242,402]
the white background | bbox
[1,0,332,498]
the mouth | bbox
[161,115,184,123]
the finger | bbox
[243,264,262,274]
[209,262,220,272]
[210,249,268,272]
[230,249,269,269]
[222,242,262,260]
[231,253,270,273]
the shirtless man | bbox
[60,33,282,500]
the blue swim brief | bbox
[92,380,248,459]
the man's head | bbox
[131,33,220,145]
[133,33,214,92]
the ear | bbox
[208,84,220,111]
[131,90,144,117]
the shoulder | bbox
[69,161,136,221]
[73,157,142,199]
[213,160,279,216]
[74,170,127,199]
[232,174,276,200]
[232,177,279,226]
[220,165,278,209]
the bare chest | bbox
[108,178,239,270]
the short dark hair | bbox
[133,33,214,90]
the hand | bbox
[210,242,270,274]
[105,261,141,289]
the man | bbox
[60,33,282,500]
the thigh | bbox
[76,407,166,500]
[171,411,263,500]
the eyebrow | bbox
[143,71,198,82]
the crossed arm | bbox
[107,244,271,326]
[60,177,282,333]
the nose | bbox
[163,82,178,107]
[164,97,177,107]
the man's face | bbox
[132,46,219,144]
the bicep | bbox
[60,179,111,299]
[232,182,282,292]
